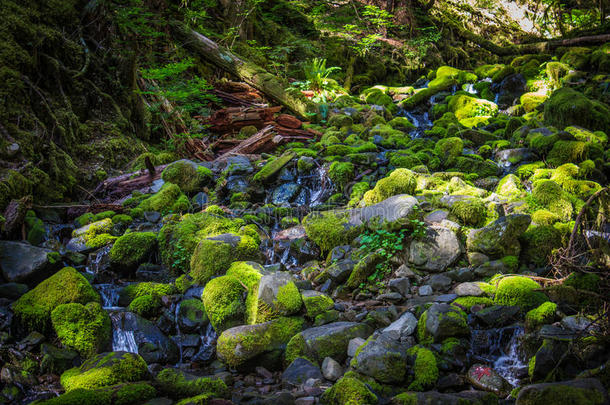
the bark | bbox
[170,22,318,120]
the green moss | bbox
[329,161,355,190]
[407,346,438,391]
[174,274,192,294]
[35,388,112,405]
[451,296,494,309]
[491,275,548,311]
[447,94,498,127]
[109,232,156,271]
[161,161,212,194]
[302,293,334,318]
[564,272,600,292]
[60,352,148,392]
[75,213,95,228]
[155,368,228,399]
[517,380,605,404]
[114,382,156,405]
[253,151,295,183]
[138,183,191,215]
[111,214,133,226]
[25,210,46,245]
[189,232,260,285]
[388,116,415,131]
[13,267,100,333]
[392,392,418,405]
[303,210,358,253]
[201,275,246,333]
[450,198,487,227]
[274,282,303,315]
[216,316,304,368]
[434,137,463,167]
[544,87,610,132]
[362,168,417,205]
[128,294,161,318]
[119,282,176,305]
[321,376,378,405]
[525,301,557,329]
[521,224,563,267]
[416,311,432,345]
[532,209,560,225]
[51,302,111,358]
[531,180,573,221]
[225,261,264,288]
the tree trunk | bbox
[170,22,318,121]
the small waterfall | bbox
[464,83,476,94]
[493,326,527,386]
[194,323,217,362]
[95,283,121,309]
[110,311,138,353]
[175,301,184,365]
[86,245,112,274]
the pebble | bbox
[419,285,433,296]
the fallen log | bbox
[215,125,277,160]
[93,163,171,200]
[170,21,318,120]
[207,106,282,132]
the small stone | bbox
[454,282,484,296]
[282,358,322,386]
[295,397,315,405]
[321,357,343,381]
[347,337,366,357]
[382,311,417,341]
[388,277,410,296]
[376,292,403,302]
[429,274,452,291]
[419,285,433,296]
[395,264,417,278]
[143,211,161,223]
[434,294,458,303]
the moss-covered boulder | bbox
[515,378,606,405]
[35,382,157,405]
[447,94,498,127]
[301,290,334,318]
[525,301,557,329]
[118,282,176,307]
[51,302,111,358]
[434,137,463,167]
[417,303,470,344]
[217,317,304,368]
[285,322,373,364]
[328,161,354,190]
[321,376,378,405]
[60,351,148,392]
[362,168,417,205]
[450,197,487,227]
[302,210,358,253]
[350,334,409,383]
[544,87,610,132]
[13,267,100,333]
[466,214,531,259]
[161,160,212,193]
[67,219,115,252]
[407,346,439,391]
[138,183,191,215]
[155,368,228,400]
[252,151,295,183]
[486,275,548,311]
[109,232,157,273]
[189,231,260,285]
[255,271,303,316]
[201,275,246,333]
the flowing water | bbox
[110,310,139,353]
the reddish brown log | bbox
[275,114,302,129]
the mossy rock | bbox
[525,302,557,330]
[201,275,246,333]
[155,368,228,400]
[543,87,610,132]
[138,183,191,215]
[34,382,157,405]
[321,376,378,405]
[60,352,148,392]
[161,160,212,194]
[189,232,260,285]
[109,232,157,273]
[13,267,100,334]
[51,302,111,358]
[128,294,162,318]
[434,137,463,167]
[488,275,548,311]
[450,198,487,227]
[520,225,563,267]
[447,94,498,127]
[301,290,334,318]
[328,161,355,191]
[407,346,439,391]
[216,316,304,368]
[516,378,606,405]
[362,168,417,205]
[252,151,295,183]
[302,210,358,253]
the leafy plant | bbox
[291,58,342,103]
[361,5,395,29]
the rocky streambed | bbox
[0,60,609,405]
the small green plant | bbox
[291,58,342,103]
[361,5,395,29]
[358,229,408,290]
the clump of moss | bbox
[302,292,334,318]
[451,296,494,309]
[321,376,378,405]
[531,180,573,221]
[520,224,563,267]
[51,302,111,358]
[155,368,228,400]
[450,198,487,227]
[60,352,148,392]
[447,94,498,127]
[161,160,212,193]
[114,382,157,405]
[109,232,157,272]
[253,151,295,183]
[274,282,303,315]
[201,275,246,333]
[25,210,46,245]
[303,211,358,253]
[434,137,463,167]
[138,183,191,214]
[36,388,113,405]
[407,346,438,391]
[362,168,417,205]
[543,87,610,132]
[490,275,548,311]
[13,267,100,333]
[525,301,557,329]
[174,274,192,294]
[328,161,355,191]
[128,294,162,318]
[119,282,176,306]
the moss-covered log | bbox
[170,22,318,120]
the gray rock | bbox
[466,214,531,258]
[294,322,372,363]
[561,315,598,333]
[516,378,607,405]
[350,334,410,383]
[388,277,410,296]
[321,357,343,381]
[454,282,483,296]
[474,259,516,277]
[272,183,301,205]
[424,210,449,224]
[0,282,28,300]
[495,148,535,168]
[429,274,453,291]
[382,311,417,341]
[421,303,470,342]
[467,252,490,267]
[435,294,458,303]
[316,259,355,285]
[408,225,462,272]
[224,155,254,175]
[474,305,520,327]
[295,397,315,405]
[376,292,403,302]
[258,272,302,315]
[347,337,366,357]
[395,264,418,279]
[466,364,511,396]
[0,241,53,284]
[282,358,322,385]
[529,339,568,381]
[349,194,419,230]
[401,391,504,405]
[419,285,433,296]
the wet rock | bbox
[408,225,462,272]
[388,277,410,297]
[392,389,498,404]
[429,274,452,291]
[321,357,343,381]
[282,358,322,385]
[18,331,45,351]
[347,337,366,357]
[348,194,419,230]
[315,259,355,286]
[516,378,607,405]
[272,183,301,205]
[177,299,208,332]
[0,365,37,387]
[454,282,483,296]
[420,303,470,343]
[40,343,79,374]
[495,73,526,107]
[529,339,568,381]
[466,214,531,259]
[350,333,409,383]
[257,272,302,316]
[225,155,254,175]
[66,219,113,253]
[0,282,28,299]
[496,148,536,168]
[382,311,417,341]
[561,315,598,333]
[467,364,511,396]
[474,305,520,327]
[0,241,54,284]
